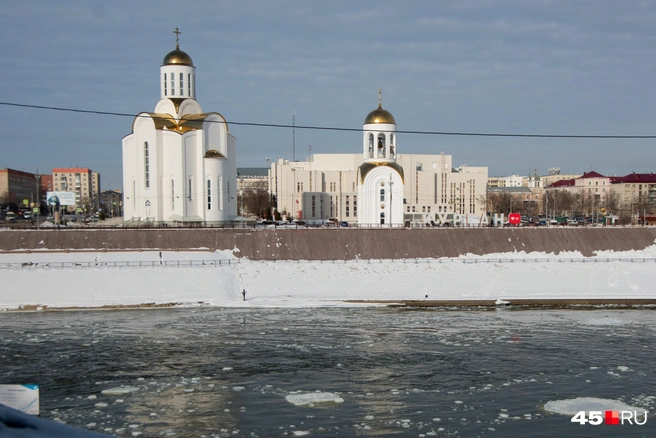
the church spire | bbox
[378,87,382,109]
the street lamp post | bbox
[34,173,40,230]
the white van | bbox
[5,212,16,221]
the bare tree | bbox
[242,190,271,218]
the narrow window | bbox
[171,74,175,96]
[227,181,231,201]
[171,179,175,210]
[180,73,184,96]
[164,73,167,96]
[217,176,222,210]
[188,73,191,96]
[380,188,385,202]
[132,180,136,210]
[207,179,212,210]
[188,176,193,201]
[144,142,150,188]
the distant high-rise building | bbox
[52,167,101,213]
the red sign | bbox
[508,213,521,225]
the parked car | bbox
[5,211,16,221]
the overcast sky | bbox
[2,0,656,189]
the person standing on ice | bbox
[242,289,246,301]
[159,251,163,265]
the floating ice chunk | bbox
[233,386,245,392]
[101,386,140,396]
[94,402,108,408]
[292,432,310,436]
[616,366,630,372]
[364,415,375,420]
[544,397,648,416]
[286,392,344,406]
[222,367,233,371]
[495,299,510,306]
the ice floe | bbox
[544,397,648,416]
[285,392,344,406]
[101,386,140,396]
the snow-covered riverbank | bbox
[2,245,656,310]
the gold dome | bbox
[162,48,194,66]
[364,104,396,125]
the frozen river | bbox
[1,307,654,437]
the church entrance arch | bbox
[144,200,152,218]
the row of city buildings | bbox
[0,167,122,217]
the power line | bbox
[2,101,656,139]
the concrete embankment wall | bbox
[1,228,655,259]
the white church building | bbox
[357,97,404,225]
[122,30,237,225]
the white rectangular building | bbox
[269,153,488,224]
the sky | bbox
[2,0,656,190]
[2,245,655,310]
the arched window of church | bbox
[188,74,191,97]
[144,200,151,218]
[188,176,193,201]
[380,212,385,225]
[180,73,184,96]
[171,73,175,96]
[217,176,222,210]
[171,179,175,210]
[377,134,385,157]
[164,73,167,96]
[207,179,212,210]
[380,188,385,201]
[145,200,151,207]
[144,142,150,188]
[368,134,374,157]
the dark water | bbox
[0,307,654,437]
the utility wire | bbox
[2,101,656,139]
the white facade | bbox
[269,153,488,225]
[122,37,237,224]
[357,103,404,225]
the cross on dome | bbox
[173,27,181,49]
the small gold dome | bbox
[364,105,396,125]
[162,48,194,66]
